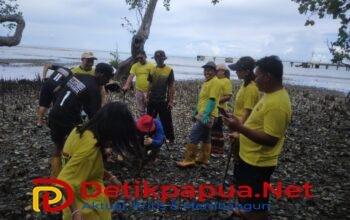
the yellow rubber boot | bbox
[176,143,197,167]
[50,156,62,177]
[196,143,211,164]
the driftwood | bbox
[115,0,158,81]
[0,15,25,47]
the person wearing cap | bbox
[147,50,175,143]
[176,61,221,167]
[71,51,97,75]
[48,63,114,177]
[211,64,233,154]
[229,56,259,124]
[122,51,155,117]
[223,56,292,219]
[227,57,260,160]
[136,114,165,164]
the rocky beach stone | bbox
[0,79,349,219]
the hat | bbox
[216,63,228,71]
[228,56,255,71]
[152,50,167,59]
[95,63,114,77]
[137,115,156,133]
[202,61,216,69]
[81,51,97,60]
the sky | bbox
[1,0,342,62]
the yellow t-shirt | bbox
[233,81,260,118]
[239,88,292,167]
[71,66,95,75]
[197,76,222,117]
[58,128,111,220]
[218,78,233,110]
[130,61,154,92]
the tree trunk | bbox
[116,0,158,81]
[0,15,25,47]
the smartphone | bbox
[218,107,229,117]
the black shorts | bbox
[48,118,74,151]
[234,157,275,212]
[39,81,55,108]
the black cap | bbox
[228,56,255,71]
[152,50,167,59]
[202,61,216,70]
[96,63,114,77]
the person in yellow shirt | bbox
[177,61,221,167]
[70,51,96,75]
[211,64,232,154]
[223,56,292,220]
[228,56,260,160]
[122,51,155,117]
[57,102,143,220]
[229,56,259,123]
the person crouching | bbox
[136,114,165,164]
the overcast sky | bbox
[4,0,341,61]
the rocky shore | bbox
[0,79,349,219]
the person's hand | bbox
[167,100,175,109]
[109,175,122,186]
[201,113,210,125]
[223,115,241,131]
[144,137,153,146]
[72,209,83,220]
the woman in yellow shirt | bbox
[57,102,143,220]
[211,64,232,154]
[228,56,259,159]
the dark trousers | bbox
[147,101,175,141]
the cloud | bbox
[15,0,340,62]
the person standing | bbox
[223,56,292,220]
[228,56,260,159]
[147,50,175,143]
[211,64,232,154]
[70,51,97,75]
[48,63,114,177]
[122,52,154,117]
[177,61,221,167]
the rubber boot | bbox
[196,143,211,164]
[176,143,197,167]
[50,156,62,177]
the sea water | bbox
[0,46,349,94]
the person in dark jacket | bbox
[48,62,114,177]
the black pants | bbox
[147,101,174,142]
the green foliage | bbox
[109,46,121,69]
[292,0,349,63]
[0,0,22,30]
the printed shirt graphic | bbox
[71,66,95,75]
[239,88,292,167]
[217,77,233,110]
[58,128,111,220]
[197,76,221,117]
[49,74,101,126]
[148,65,174,102]
[130,61,155,92]
[233,81,260,118]
[49,66,72,88]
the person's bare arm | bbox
[167,83,176,108]
[240,108,252,124]
[219,94,232,104]
[223,116,278,147]
[122,74,135,91]
[42,64,53,79]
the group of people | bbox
[37,50,292,220]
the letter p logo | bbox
[32,178,74,212]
